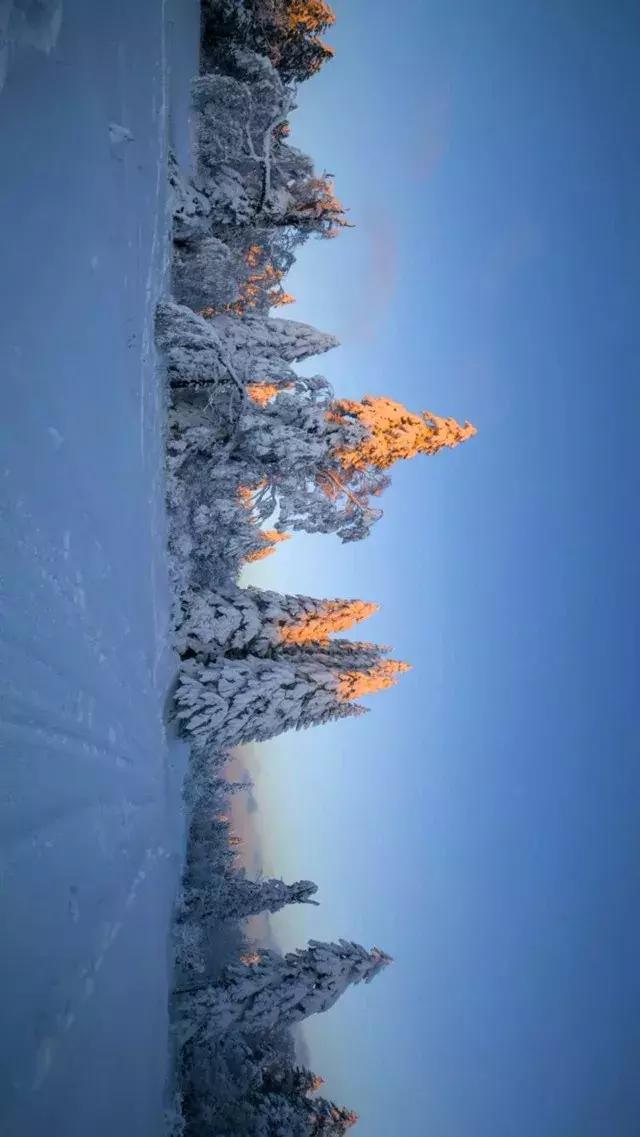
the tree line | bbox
[159,4,477,1135]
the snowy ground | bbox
[0,2,200,1134]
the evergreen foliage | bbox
[157,3,478,1133]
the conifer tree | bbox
[191,58,349,241]
[176,642,408,749]
[238,380,477,542]
[184,876,319,921]
[157,302,338,392]
[328,396,478,470]
[174,938,391,1044]
[202,0,337,84]
[176,584,379,657]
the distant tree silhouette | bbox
[182,874,319,921]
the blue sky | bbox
[244,3,640,1134]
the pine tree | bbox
[253,1062,358,1137]
[286,0,336,31]
[279,597,379,644]
[201,243,297,318]
[309,1098,359,1134]
[175,642,408,749]
[184,876,319,921]
[201,0,337,85]
[263,1065,325,1096]
[157,302,338,393]
[328,396,477,470]
[237,381,477,542]
[191,58,349,241]
[212,311,340,363]
[173,938,391,1044]
[176,584,379,657]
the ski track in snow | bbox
[0,2,200,1135]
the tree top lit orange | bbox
[336,659,411,702]
[286,1,336,33]
[328,396,477,471]
[280,598,379,644]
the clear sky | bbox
[244,3,640,1134]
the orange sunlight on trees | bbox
[279,598,379,644]
[237,480,268,511]
[237,483,292,562]
[336,659,411,702]
[243,529,292,563]
[328,396,477,471]
[290,175,350,237]
[201,247,296,318]
[286,1,336,34]
[247,381,293,405]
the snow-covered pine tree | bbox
[218,1058,358,1137]
[156,301,247,396]
[175,644,408,748]
[190,51,348,243]
[202,241,296,320]
[183,876,319,921]
[192,54,292,197]
[306,1097,359,1135]
[175,584,378,657]
[211,310,339,364]
[157,302,338,391]
[173,938,391,1044]
[156,303,342,586]
[328,395,478,469]
[253,1089,358,1137]
[237,380,477,541]
[202,0,337,84]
